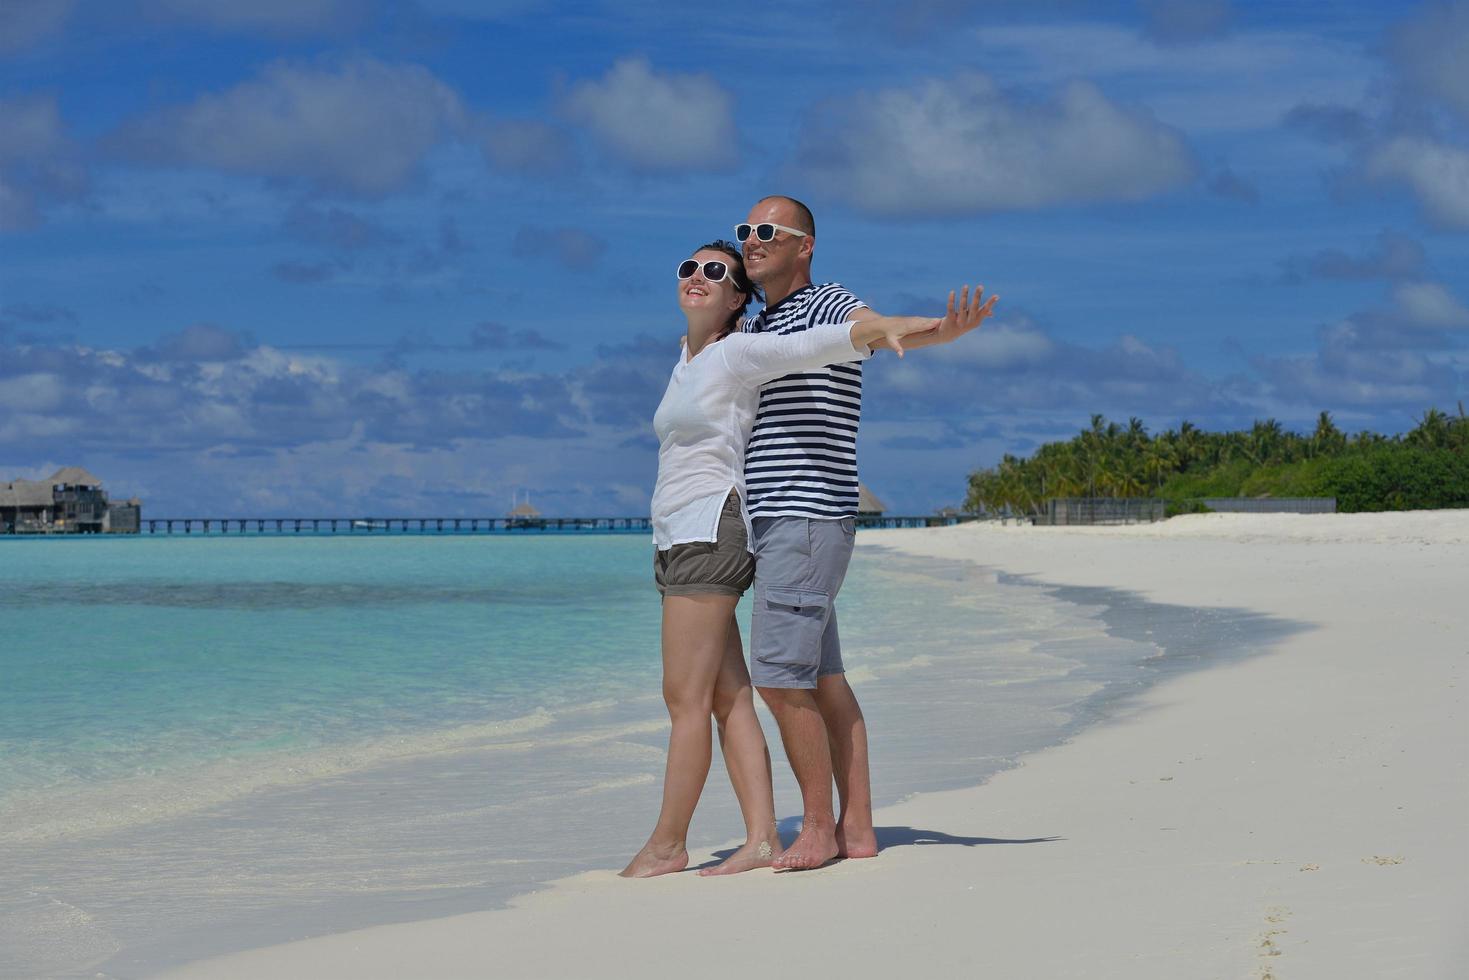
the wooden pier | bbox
[140,516,653,535]
[136,515,965,535]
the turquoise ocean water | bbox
[0,533,1289,979]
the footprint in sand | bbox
[1256,906,1291,979]
[1362,855,1405,865]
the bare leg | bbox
[816,673,877,858]
[700,618,781,876]
[758,686,839,870]
[621,593,740,878]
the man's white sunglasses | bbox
[735,222,808,243]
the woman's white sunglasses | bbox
[735,222,808,243]
[677,258,739,284]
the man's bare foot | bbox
[836,822,878,859]
[772,822,838,871]
[697,837,780,877]
[619,840,689,878]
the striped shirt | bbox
[743,282,869,520]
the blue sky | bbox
[2,0,1466,516]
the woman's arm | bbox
[846,315,944,358]
[723,319,939,386]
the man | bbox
[738,195,996,869]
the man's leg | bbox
[816,669,876,858]
[749,515,855,870]
[757,685,839,869]
[807,521,876,858]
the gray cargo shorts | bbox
[748,514,856,689]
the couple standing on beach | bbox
[622,196,997,877]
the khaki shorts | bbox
[653,493,755,598]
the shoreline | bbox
[12,538,1204,980]
[154,511,1469,979]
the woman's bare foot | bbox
[619,840,689,878]
[772,821,838,871]
[836,821,878,859]
[697,837,780,876]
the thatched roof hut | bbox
[0,479,55,508]
[508,490,541,518]
[857,482,887,516]
[48,466,105,488]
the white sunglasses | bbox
[735,222,808,243]
[677,258,740,284]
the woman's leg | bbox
[699,615,782,876]
[620,591,740,878]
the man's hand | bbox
[912,284,998,349]
[863,285,999,352]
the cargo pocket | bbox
[753,586,831,668]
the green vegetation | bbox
[965,407,1469,516]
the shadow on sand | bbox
[697,823,1060,868]
[869,825,1061,850]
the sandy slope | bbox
[156,512,1469,980]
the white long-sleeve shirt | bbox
[651,322,870,551]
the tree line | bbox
[965,406,1469,515]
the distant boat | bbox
[352,520,388,529]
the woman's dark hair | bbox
[694,239,761,338]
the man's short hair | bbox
[761,195,815,237]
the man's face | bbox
[740,199,810,286]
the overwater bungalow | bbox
[0,467,140,533]
[507,493,544,529]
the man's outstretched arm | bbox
[860,285,998,352]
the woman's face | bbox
[678,249,746,318]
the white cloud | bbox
[0,93,86,229]
[0,372,65,411]
[109,57,467,196]
[1364,136,1469,230]
[1394,281,1469,328]
[948,319,1056,370]
[557,57,738,173]
[789,73,1196,215]
[973,23,1372,132]
[1282,4,1469,230]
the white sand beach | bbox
[157,511,1468,980]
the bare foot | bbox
[697,838,781,877]
[619,840,689,878]
[773,822,838,871]
[836,822,878,859]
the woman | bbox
[619,241,944,878]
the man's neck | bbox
[759,270,812,310]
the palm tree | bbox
[1143,439,1178,491]
[1408,408,1450,449]
[1250,419,1286,464]
[1175,420,1201,468]
[1311,411,1345,457]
